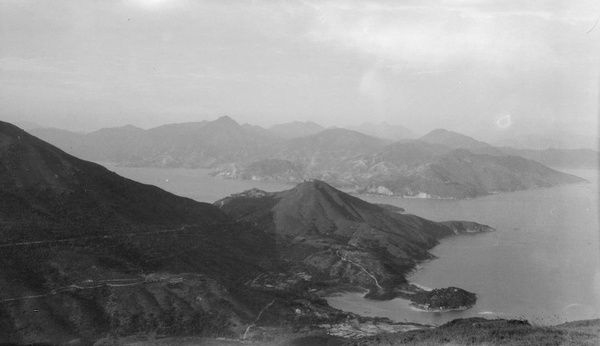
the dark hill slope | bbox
[1,121,226,234]
[0,121,278,344]
[215,181,493,289]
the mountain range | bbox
[217,126,588,198]
[28,117,595,199]
[29,116,283,168]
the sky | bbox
[1,0,599,144]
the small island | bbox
[410,287,477,312]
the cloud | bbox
[124,0,185,11]
[305,0,598,73]
[359,64,386,106]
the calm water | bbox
[333,169,600,325]
[103,164,294,203]
[103,164,599,325]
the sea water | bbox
[334,168,600,325]
[103,165,293,203]
[103,164,599,326]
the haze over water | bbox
[105,164,599,326]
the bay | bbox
[102,164,294,203]
[332,169,600,325]
[101,164,600,326]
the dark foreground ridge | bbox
[0,121,281,344]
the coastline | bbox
[409,303,472,313]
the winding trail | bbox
[0,225,190,248]
[0,223,235,304]
[336,250,382,289]
[242,299,276,340]
[1,278,147,303]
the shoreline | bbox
[409,303,472,313]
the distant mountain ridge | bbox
[219,133,587,198]
[27,118,594,198]
[346,121,418,141]
[419,128,598,168]
[267,120,418,141]
[268,121,326,139]
[30,116,283,168]
[419,128,505,156]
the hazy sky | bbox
[1,0,599,140]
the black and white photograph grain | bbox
[1,1,599,345]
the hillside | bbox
[353,146,587,198]
[0,121,225,233]
[220,138,586,198]
[283,128,392,157]
[0,121,280,344]
[341,318,600,346]
[217,128,393,186]
[215,180,493,294]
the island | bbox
[410,287,477,312]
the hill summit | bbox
[216,180,494,292]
